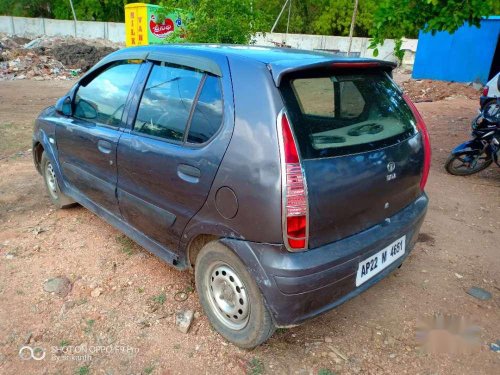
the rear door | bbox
[116,58,231,252]
[56,61,141,216]
[279,68,424,248]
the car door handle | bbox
[97,140,112,154]
[177,164,201,183]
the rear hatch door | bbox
[278,66,424,248]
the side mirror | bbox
[75,99,98,120]
[55,96,72,116]
[497,75,500,91]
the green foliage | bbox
[152,292,166,305]
[144,364,155,375]
[369,0,499,60]
[312,0,377,37]
[0,0,141,22]
[247,357,264,375]
[159,0,265,44]
[318,369,336,375]
[0,0,53,18]
[1,0,499,51]
[116,234,136,255]
[84,319,95,334]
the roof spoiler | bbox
[269,59,397,86]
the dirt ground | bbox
[0,79,499,375]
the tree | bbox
[0,0,140,22]
[312,0,377,37]
[369,0,500,59]
[159,0,267,44]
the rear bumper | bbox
[222,194,428,327]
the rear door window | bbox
[134,63,203,142]
[134,63,224,144]
[187,75,223,144]
[280,71,417,159]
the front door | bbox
[117,60,230,252]
[56,61,141,216]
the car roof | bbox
[87,44,396,86]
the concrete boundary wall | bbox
[253,32,418,65]
[0,16,126,43]
[0,16,417,65]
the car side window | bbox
[73,61,140,127]
[134,63,203,142]
[187,75,223,144]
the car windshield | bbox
[279,71,418,159]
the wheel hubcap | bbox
[206,263,250,330]
[45,162,58,199]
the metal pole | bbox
[68,0,77,36]
[10,16,15,35]
[286,0,292,35]
[271,0,289,33]
[347,0,359,55]
[285,0,293,44]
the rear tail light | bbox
[278,111,308,251]
[482,86,489,97]
[403,94,431,191]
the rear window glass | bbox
[280,71,417,159]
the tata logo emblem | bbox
[386,162,396,181]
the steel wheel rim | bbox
[45,162,58,199]
[205,261,250,330]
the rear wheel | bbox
[445,151,492,176]
[195,241,275,348]
[41,152,75,208]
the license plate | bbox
[355,236,406,286]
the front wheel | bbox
[445,151,492,176]
[195,241,275,348]
[41,152,75,208]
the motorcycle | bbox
[445,98,500,176]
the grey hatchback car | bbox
[33,45,430,348]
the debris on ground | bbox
[328,346,348,361]
[51,44,116,72]
[175,309,194,333]
[490,340,500,352]
[466,286,492,301]
[43,276,72,297]
[90,287,104,298]
[0,33,120,81]
[401,79,480,103]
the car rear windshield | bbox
[279,70,417,159]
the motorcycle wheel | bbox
[445,151,492,176]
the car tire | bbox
[41,152,75,208]
[195,241,276,348]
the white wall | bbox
[0,16,126,43]
[253,32,418,65]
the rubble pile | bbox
[401,78,480,103]
[0,34,120,81]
